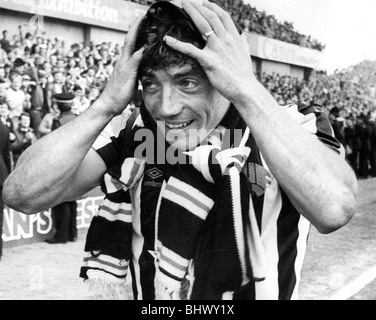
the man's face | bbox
[57,59,65,68]
[43,62,52,73]
[20,115,30,128]
[140,63,230,151]
[87,68,95,77]
[74,89,84,98]
[54,72,64,84]
[50,55,57,65]
[11,76,22,90]
[15,65,25,75]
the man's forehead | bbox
[141,63,204,78]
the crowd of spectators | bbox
[0,1,375,178]
[130,0,326,51]
[255,61,376,178]
[0,24,121,168]
[257,60,376,119]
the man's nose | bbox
[158,86,182,118]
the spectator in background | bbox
[41,61,54,82]
[0,119,12,260]
[344,117,356,169]
[5,73,27,123]
[357,115,371,179]
[87,85,101,106]
[0,30,11,54]
[329,107,345,147]
[0,97,16,145]
[72,84,90,115]
[0,66,7,82]
[10,112,37,166]
[81,65,98,88]
[45,70,69,109]
[10,58,26,78]
[28,70,49,137]
[0,43,11,66]
[0,79,9,99]
[12,39,24,59]
[22,32,35,50]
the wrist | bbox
[93,94,124,119]
[233,78,278,113]
[96,88,133,117]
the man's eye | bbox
[142,81,158,92]
[180,79,198,90]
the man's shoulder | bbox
[108,106,139,137]
[93,106,140,153]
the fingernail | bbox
[163,35,177,45]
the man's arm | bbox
[164,0,357,234]
[3,16,145,214]
[233,81,357,234]
[3,103,112,213]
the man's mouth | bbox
[165,120,194,130]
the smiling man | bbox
[3,0,357,300]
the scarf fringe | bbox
[155,278,182,300]
[84,270,129,300]
[154,262,195,300]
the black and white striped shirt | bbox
[92,104,342,300]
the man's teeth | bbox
[165,121,192,129]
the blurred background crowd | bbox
[0,0,375,180]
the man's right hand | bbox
[98,15,145,116]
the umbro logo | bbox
[145,168,163,180]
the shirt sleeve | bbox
[92,107,134,169]
[296,104,343,155]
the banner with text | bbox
[2,195,104,248]
[245,32,324,70]
[0,0,148,31]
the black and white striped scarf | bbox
[80,105,268,300]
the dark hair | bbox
[73,84,82,92]
[134,2,205,77]
[30,43,39,55]
[19,112,30,119]
[13,58,26,67]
